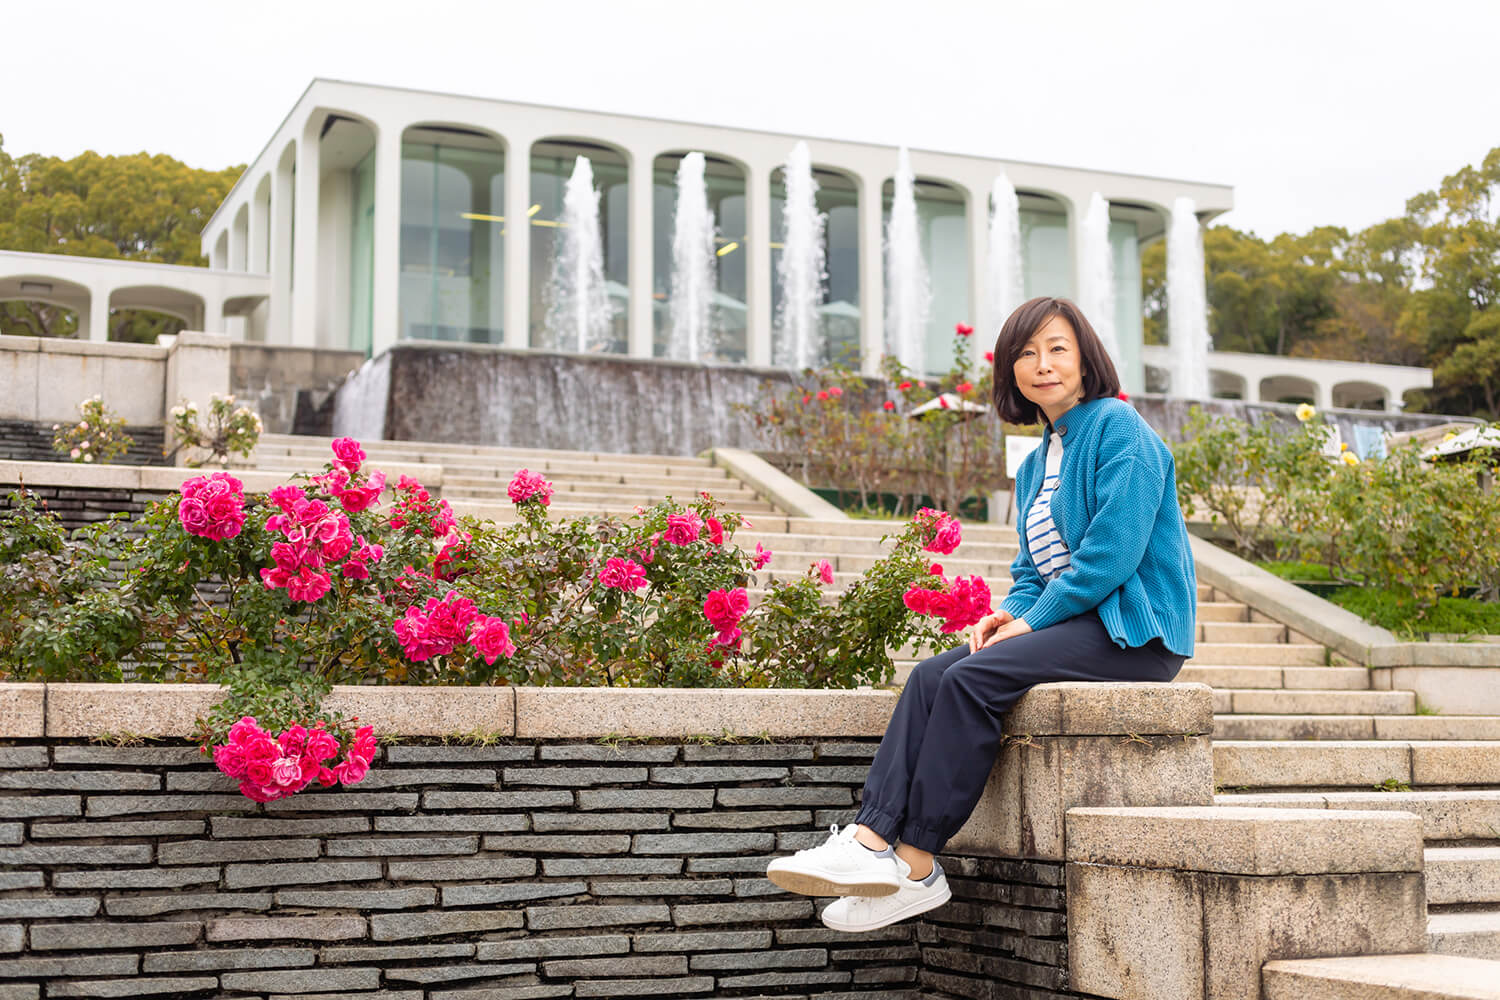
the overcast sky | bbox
[5,0,1498,238]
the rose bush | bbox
[2,440,989,798]
[51,396,134,464]
[168,393,263,468]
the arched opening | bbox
[252,174,272,274]
[652,150,748,363]
[231,205,250,272]
[1210,369,1247,400]
[212,230,230,271]
[1332,380,1387,410]
[109,286,206,343]
[1259,375,1318,406]
[530,137,629,354]
[399,123,506,347]
[0,274,89,337]
[770,164,859,368]
[883,173,969,375]
[309,114,380,353]
[1016,191,1071,301]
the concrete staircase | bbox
[246,433,1500,962]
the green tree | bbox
[0,133,243,340]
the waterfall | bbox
[544,156,614,353]
[775,141,827,370]
[668,152,717,362]
[1081,192,1121,368]
[885,147,930,374]
[986,173,1024,339]
[1168,196,1211,399]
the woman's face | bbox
[1013,314,1085,424]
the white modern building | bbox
[194,78,1237,392]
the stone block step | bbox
[441,482,773,510]
[731,531,1018,561]
[1196,600,1251,622]
[777,516,1018,543]
[1213,689,1415,716]
[1429,910,1500,961]
[1187,642,1326,666]
[761,550,1013,577]
[1213,740,1500,791]
[1214,790,1500,842]
[1217,715,1500,742]
[1199,620,1289,644]
[1179,665,1372,691]
[1263,953,1500,998]
[256,434,710,468]
[443,469,733,491]
[1427,847,1500,906]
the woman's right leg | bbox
[853,643,972,846]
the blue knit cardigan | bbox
[1000,397,1197,657]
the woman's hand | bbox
[984,617,1033,648]
[968,611,1014,653]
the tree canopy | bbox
[0,134,243,341]
[1145,145,1500,418]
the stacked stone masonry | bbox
[0,739,1102,1000]
[0,421,165,468]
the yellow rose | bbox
[1296,403,1316,422]
[1341,452,1360,466]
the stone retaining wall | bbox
[0,421,166,468]
[0,737,1092,1000]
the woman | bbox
[766,296,1197,932]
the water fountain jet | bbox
[668,152,716,362]
[775,142,827,371]
[1081,192,1121,368]
[544,156,614,353]
[986,173,1023,339]
[1168,196,1211,399]
[885,147,930,374]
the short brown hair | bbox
[990,297,1121,425]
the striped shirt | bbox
[1024,434,1071,580]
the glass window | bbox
[1110,217,1143,394]
[1018,195,1071,300]
[530,140,629,354]
[399,128,505,344]
[883,178,969,377]
[652,153,747,362]
[770,166,860,369]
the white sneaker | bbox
[765,824,905,898]
[820,860,951,932]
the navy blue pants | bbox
[854,612,1185,854]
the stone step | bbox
[441,483,775,510]
[1264,953,1500,998]
[1198,621,1314,644]
[1213,741,1500,791]
[1187,643,1326,667]
[1427,847,1500,906]
[778,516,1018,543]
[1179,666,1372,691]
[1429,909,1500,961]
[438,473,735,497]
[256,435,711,468]
[1216,716,1500,742]
[761,551,1014,577]
[1214,790,1500,842]
[1196,601,1251,622]
[1213,689,1415,716]
[731,531,1019,560]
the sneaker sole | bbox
[820,884,953,932]
[765,863,900,898]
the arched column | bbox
[625,143,654,359]
[857,170,885,377]
[744,159,773,367]
[965,178,989,367]
[290,114,323,347]
[87,284,112,342]
[270,143,296,344]
[370,124,403,358]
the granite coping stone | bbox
[1065,805,1425,875]
[1262,953,1500,999]
[13,680,1210,739]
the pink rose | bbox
[928,519,962,556]
[469,616,517,665]
[507,469,554,506]
[817,560,834,585]
[705,518,724,546]
[177,497,211,535]
[286,568,333,603]
[753,543,772,570]
[270,485,305,512]
[277,725,307,757]
[317,767,338,788]
[213,744,248,779]
[228,716,262,746]
[245,760,274,786]
[306,729,341,761]
[238,781,278,803]
[598,557,647,591]
[270,756,303,787]
[664,512,703,546]
[331,437,366,472]
[244,737,278,762]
